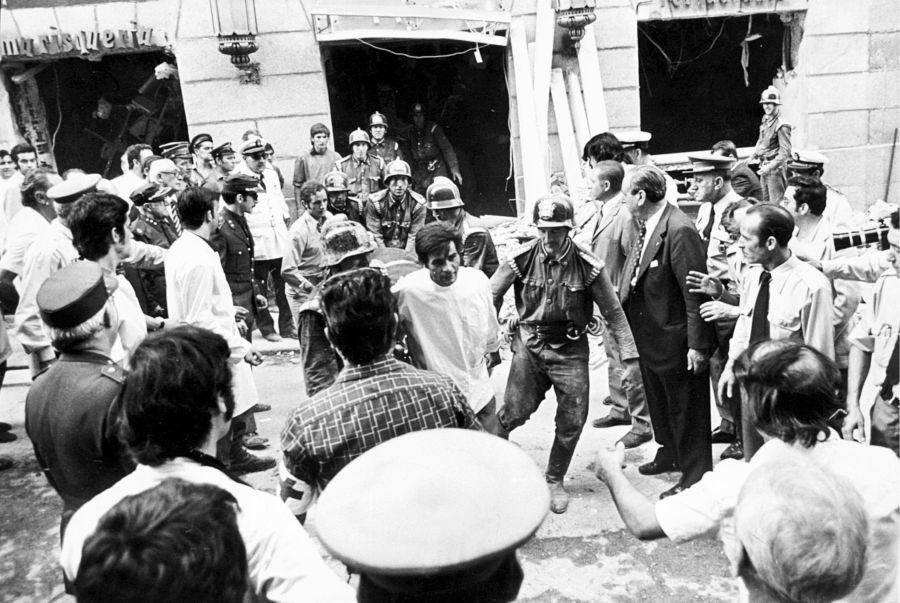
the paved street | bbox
[0,343,737,602]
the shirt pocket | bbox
[768,310,801,339]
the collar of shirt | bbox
[770,253,802,279]
[540,238,573,265]
[714,189,743,216]
[309,147,330,156]
[50,218,73,240]
[353,156,370,167]
[334,354,400,385]
[641,204,666,247]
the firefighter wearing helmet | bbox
[365,159,427,252]
[426,176,498,277]
[408,101,462,196]
[490,193,640,515]
[368,111,403,164]
[751,85,792,204]
[335,128,386,210]
[322,169,363,223]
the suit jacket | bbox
[620,204,713,372]
[215,208,256,297]
[575,195,633,291]
[731,161,763,200]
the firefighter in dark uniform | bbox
[427,176,499,277]
[323,169,363,224]
[25,262,132,535]
[216,173,264,341]
[409,101,462,195]
[335,128,385,212]
[129,182,179,317]
[365,159,426,252]
[368,111,403,164]
[490,195,640,514]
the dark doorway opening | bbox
[322,40,513,216]
[638,15,786,153]
[33,52,188,177]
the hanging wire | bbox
[352,38,481,60]
[51,64,62,152]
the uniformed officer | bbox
[617,130,680,204]
[315,430,548,603]
[188,133,216,188]
[427,175,499,277]
[368,111,402,164]
[409,102,462,195]
[787,150,855,229]
[201,142,236,195]
[751,86,792,204]
[490,195,640,514]
[365,159,426,252]
[335,128,385,208]
[159,141,194,175]
[216,173,264,342]
[24,261,132,534]
[322,169,362,223]
[129,183,178,317]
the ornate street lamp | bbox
[209,0,260,82]
[554,0,597,52]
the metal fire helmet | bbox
[348,128,371,146]
[369,112,389,128]
[758,86,782,105]
[426,176,464,210]
[324,170,349,192]
[384,160,412,183]
[533,194,574,229]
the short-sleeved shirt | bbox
[655,434,900,603]
[0,205,51,275]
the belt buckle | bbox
[565,325,582,341]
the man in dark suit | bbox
[711,140,762,200]
[619,165,714,497]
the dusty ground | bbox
[0,343,738,602]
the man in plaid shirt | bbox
[279,267,481,521]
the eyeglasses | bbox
[247,152,266,161]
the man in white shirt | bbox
[281,181,331,323]
[109,143,152,201]
[0,168,59,283]
[2,143,38,222]
[719,203,834,457]
[237,137,293,341]
[61,327,354,602]
[394,222,501,424]
[593,340,900,603]
[165,187,273,474]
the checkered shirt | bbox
[279,355,480,515]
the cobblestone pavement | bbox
[0,345,737,602]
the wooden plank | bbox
[315,29,508,46]
[509,16,547,218]
[550,68,583,199]
[531,0,554,170]
[577,24,608,134]
[565,69,590,153]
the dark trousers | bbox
[499,332,589,482]
[232,289,256,343]
[253,258,293,336]
[642,361,712,488]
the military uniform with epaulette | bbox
[366,188,427,252]
[489,196,639,511]
[217,206,259,340]
[130,210,178,317]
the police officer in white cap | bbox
[315,429,548,602]
[787,150,854,229]
[426,176,498,277]
[617,130,680,204]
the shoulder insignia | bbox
[572,239,605,283]
[508,237,539,258]
[409,190,427,206]
[100,363,127,385]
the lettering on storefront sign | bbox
[1,24,169,59]
[659,0,796,9]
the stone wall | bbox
[787,0,900,206]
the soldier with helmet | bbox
[427,176,498,277]
[368,111,403,164]
[490,194,640,514]
[751,85,792,204]
[335,128,385,211]
[409,101,462,195]
[366,159,426,251]
[322,169,362,223]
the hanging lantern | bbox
[210,0,259,69]
[554,0,597,52]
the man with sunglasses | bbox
[592,339,900,602]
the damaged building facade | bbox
[0,0,897,214]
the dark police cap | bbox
[211,142,235,159]
[129,182,170,206]
[687,152,736,174]
[159,141,191,159]
[189,133,213,152]
[223,173,263,195]
[37,261,118,329]
[46,173,101,204]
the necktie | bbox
[168,201,183,237]
[629,220,647,287]
[749,270,771,345]
[701,206,715,242]
[879,339,899,401]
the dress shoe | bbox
[601,396,613,406]
[280,328,298,340]
[251,403,272,413]
[242,434,269,450]
[0,431,17,443]
[592,414,630,429]
[659,484,685,499]
[262,332,282,343]
[719,441,744,460]
[0,422,11,431]
[548,481,569,514]
[617,431,652,449]
[0,456,12,472]
[710,427,735,444]
[638,459,679,476]
[230,449,276,474]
